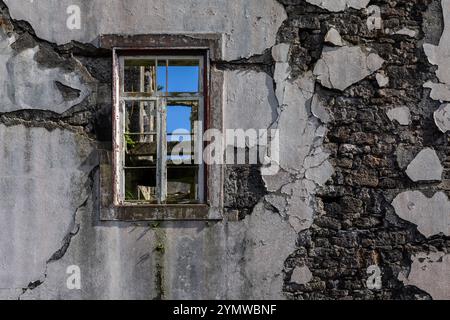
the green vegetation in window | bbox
[124,134,137,150]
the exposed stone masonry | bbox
[278,0,449,300]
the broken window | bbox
[115,54,205,205]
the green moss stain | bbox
[153,225,166,300]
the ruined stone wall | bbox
[278,0,449,300]
[0,0,448,300]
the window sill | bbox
[105,204,219,221]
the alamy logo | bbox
[366,265,382,290]
[66,5,81,30]
[366,5,382,31]
[169,124,281,175]
[66,265,81,290]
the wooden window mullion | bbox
[156,98,167,203]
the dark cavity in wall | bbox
[422,0,444,45]
[213,48,274,76]
[55,81,81,101]
[224,163,267,219]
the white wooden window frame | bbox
[99,35,224,221]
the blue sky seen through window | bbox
[158,63,200,141]
[167,105,192,141]
[168,66,199,92]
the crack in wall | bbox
[0,0,103,143]
[16,164,98,300]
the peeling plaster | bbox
[399,252,450,300]
[262,170,292,193]
[281,180,317,233]
[265,194,287,213]
[265,42,334,234]
[313,46,384,91]
[224,70,278,132]
[405,148,443,182]
[324,28,343,46]
[424,81,450,102]
[3,0,287,61]
[305,0,370,12]
[20,194,161,300]
[376,72,389,88]
[272,43,290,63]
[226,202,298,299]
[423,0,450,108]
[394,27,418,38]
[392,191,450,238]
[277,72,317,172]
[0,29,91,113]
[395,144,416,170]
[434,103,450,133]
[290,265,313,285]
[386,106,411,126]
[304,147,334,186]
[311,94,331,124]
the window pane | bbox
[125,101,157,134]
[167,105,193,136]
[166,166,198,204]
[125,168,157,202]
[166,101,198,164]
[166,100,198,135]
[165,101,199,203]
[157,60,167,95]
[124,134,157,167]
[124,59,156,93]
[168,59,200,93]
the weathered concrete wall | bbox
[0,0,449,300]
[3,0,287,61]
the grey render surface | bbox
[0,0,449,300]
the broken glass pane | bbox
[166,101,198,134]
[167,104,193,137]
[124,134,157,167]
[124,168,157,203]
[166,101,198,164]
[166,166,198,204]
[125,101,157,134]
[124,59,156,94]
